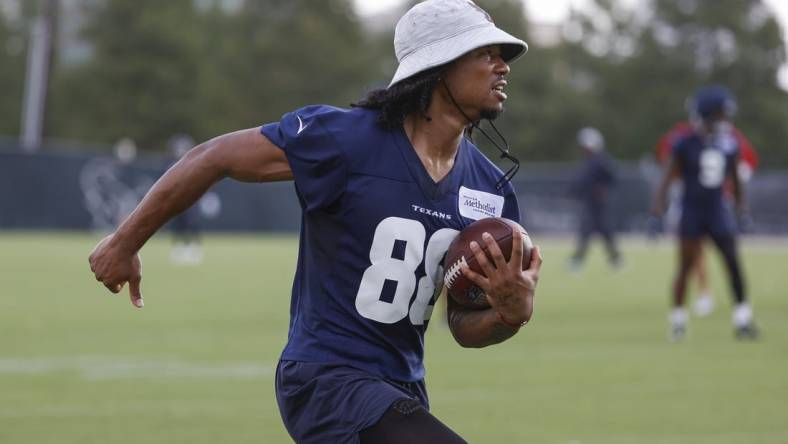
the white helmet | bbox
[577,127,604,152]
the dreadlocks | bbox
[352,65,447,130]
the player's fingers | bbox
[527,246,544,282]
[460,262,490,291]
[530,246,543,269]
[469,240,496,278]
[481,232,507,269]
[510,227,524,268]
[129,275,144,309]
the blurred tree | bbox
[0,9,26,137]
[557,0,788,166]
[193,0,379,138]
[22,0,788,168]
[47,0,201,150]
[46,0,381,150]
[0,0,52,140]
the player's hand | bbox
[461,228,543,325]
[88,234,144,309]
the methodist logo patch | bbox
[458,186,504,220]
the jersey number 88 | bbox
[355,217,458,325]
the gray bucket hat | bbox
[389,0,528,87]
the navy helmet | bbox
[690,85,737,121]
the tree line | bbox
[2,0,787,166]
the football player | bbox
[654,106,759,317]
[88,1,543,442]
[567,127,622,271]
[652,85,757,341]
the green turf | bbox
[1,232,786,443]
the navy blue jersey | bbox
[570,152,616,205]
[672,128,738,211]
[260,105,520,382]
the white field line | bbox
[0,356,273,380]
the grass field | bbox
[1,232,787,444]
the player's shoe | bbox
[184,244,204,265]
[732,303,758,340]
[693,294,715,317]
[171,244,187,264]
[734,324,760,341]
[668,308,689,342]
[609,255,624,271]
[171,244,203,265]
[734,323,759,341]
[669,324,687,342]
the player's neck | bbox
[403,110,466,183]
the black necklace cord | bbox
[441,80,520,190]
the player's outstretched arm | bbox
[88,129,292,308]
[447,230,542,348]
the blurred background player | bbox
[654,101,759,317]
[167,134,203,265]
[567,127,622,271]
[652,85,758,341]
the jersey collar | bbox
[392,126,467,201]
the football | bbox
[443,217,534,309]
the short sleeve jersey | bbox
[260,105,520,382]
[672,128,739,210]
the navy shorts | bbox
[275,360,429,444]
[679,204,737,239]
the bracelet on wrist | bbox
[496,311,527,330]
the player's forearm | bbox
[448,303,519,348]
[111,144,224,254]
